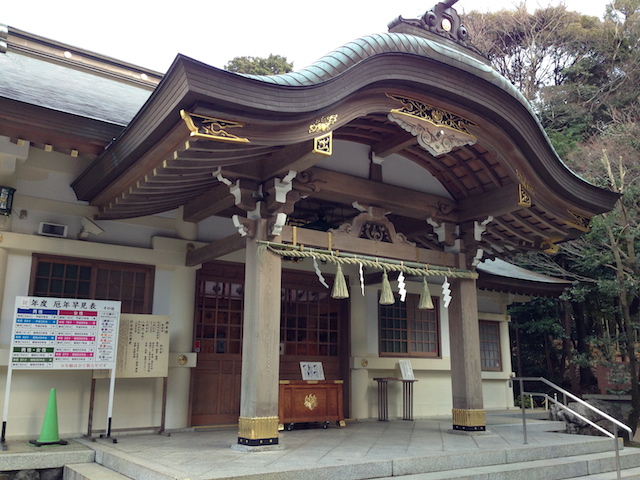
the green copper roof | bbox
[237,31,598,192]
[240,31,530,116]
[243,33,505,88]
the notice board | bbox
[10,296,120,370]
[94,314,170,379]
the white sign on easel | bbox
[2,297,121,444]
[399,359,415,380]
[94,314,170,379]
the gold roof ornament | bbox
[180,110,249,144]
[387,94,476,156]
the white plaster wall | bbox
[0,233,197,439]
[0,253,31,341]
[164,266,197,429]
[480,313,516,410]
[482,377,516,410]
[3,370,94,439]
[349,275,460,419]
[317,140,452,198]
[477,292,505,314]
[349,274,517,420]
[352,361,455,419]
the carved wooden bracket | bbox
[426,218,458,246]
[230,180,260,213]
[566,210,591,232]
[232,215,255,238]
[331,206,415,246]
[264,171,301,215]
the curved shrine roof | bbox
[5,3,615,267]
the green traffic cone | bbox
[29,388,67,447]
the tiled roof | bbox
[0,48,152,126]
[478,258,571,285]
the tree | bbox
[468,0,640,433]
[509,298,566,383]
[538,0,640,149]
[465,4,600,102]
[224,54,293,75]
[578,138,640,431]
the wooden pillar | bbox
[448,276,486,431]
[235,219,283,449]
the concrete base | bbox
[447,428,493,436]
[230,443,285,452]
[0,439,94,470]
[65,463,130,479]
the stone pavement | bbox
[0,411,625,479]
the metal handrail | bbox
[513,377,632,480]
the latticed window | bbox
[194,273,342,357]
[479,321,502,371]
[281,288,339,356]
[30,254,154,314]
[195,280,244,355]
[379,294,439,357]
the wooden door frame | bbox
[189,260,351,426]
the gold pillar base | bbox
[452,408,486,432]
[237,416,279,446]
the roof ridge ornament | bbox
[387,1,485,57]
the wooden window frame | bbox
[194,277,245,355]
[194,264,346,359]
[281,286,340,357]
[378,294,440,358]
[29,253,154,314]
[479,320,502,371]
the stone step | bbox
[491,419,567,431]
[390,437,619,477]
[377,448,640,480]
[80,435,633,480]
[565,465,640,479]
[88,447,188,480]
[0,439,94,471]
[64,463,132,480]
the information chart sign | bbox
[10,296,121,370]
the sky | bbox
[2,0,611,73]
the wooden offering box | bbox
[279,380,346,430]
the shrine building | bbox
[0,2,618,448]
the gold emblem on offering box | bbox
[304,394,318,411]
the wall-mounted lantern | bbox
[0,186,15,216]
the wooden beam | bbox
[280,225,457,267]
[186,233,246,266]
[524,208,570,236]
[183,184,236,223]
[297,167,458,222]
[371,131,416,158]
[260,140,329,179]
[386,215,433,238]
[457,184,520,223]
